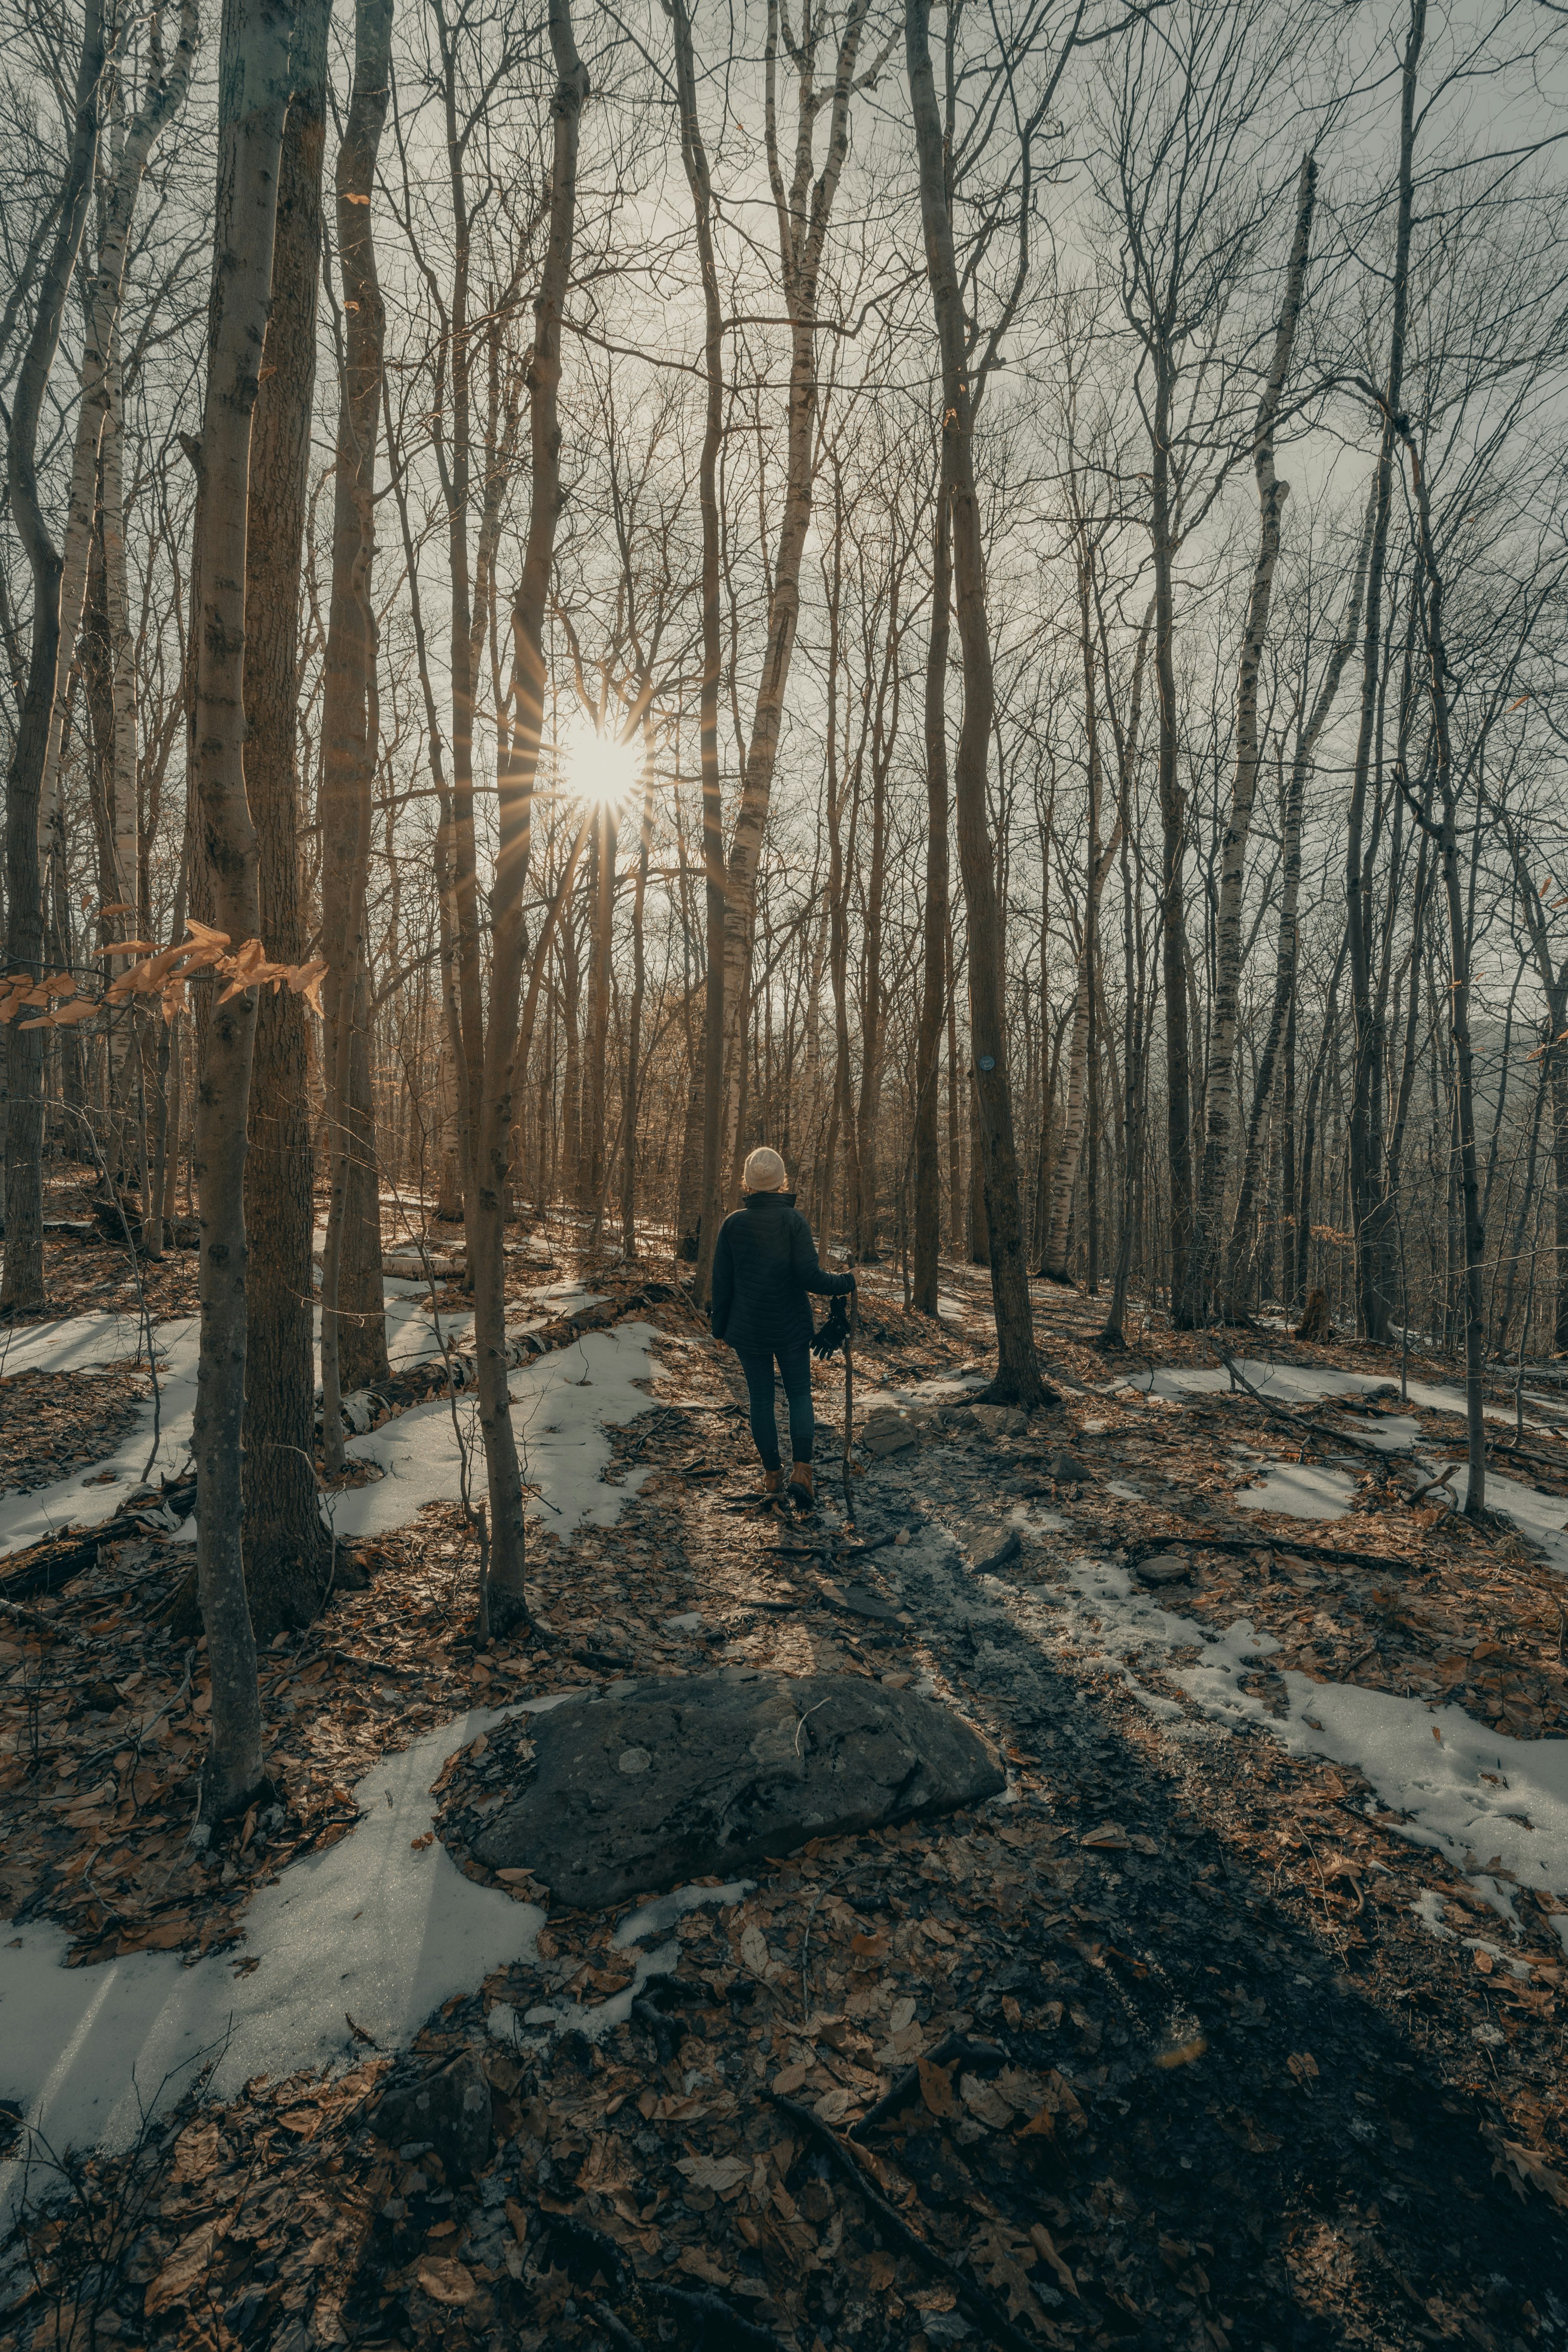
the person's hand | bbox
[844,1272,857,1292]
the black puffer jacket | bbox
[709,1191,853,1353]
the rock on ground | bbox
[471,1668,1005,1912]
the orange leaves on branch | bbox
[1,926,328,1031]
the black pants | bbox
[735,1343,813,1469]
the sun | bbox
[561,717,642,811]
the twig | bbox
[1129,1534,1427,1576]
[0,1594,88,1645]
[768,2093,1047,2352]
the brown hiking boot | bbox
[787,1462,815,1511]
[761,1468,783,1497]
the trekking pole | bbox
[842,1290,856,1527]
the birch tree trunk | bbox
[1187,154,1316,1323]
[241,0,333,1634]
[2,0,107,1318]
[907,0,1048,1408]
[190,0,293,1823]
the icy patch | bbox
[1023,1556,1568,1934]
[1234,1463,1357,1521]
[0,1693,586,2196]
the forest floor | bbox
[3,1185,1568,2352]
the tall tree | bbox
[242,0,335,1633]
[1187,152,1315,1322]
[189,0,294,1822]
[318,0,394,1475]
[2,0,108,1316]
[452,0,586,1636]
[906,0,1049,1407]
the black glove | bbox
[811,1295,850,1361]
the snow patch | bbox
[1020,1556,1568,1934]
[1234,1463,1357,1521]
[0,1692,586,2199]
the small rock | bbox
[373,2048,492,2180]
[863,1415,919,1458]
[1134,1552,1190,1586]
[618,1747,652,1774]
[894,1527,912,1547]
[973,1528,1023,1578]
[1048,1450,1093,1483]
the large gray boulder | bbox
[471,1670,1005,1912]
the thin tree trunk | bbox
[1188,154,1315,1321]
[460,0,585,1635]
[2,0,108,1316]
[1348,0,1425,1342]
[912,480,950,1315]
[907,0,1047,1406]
[713,1,874,1227]
[1223,499,1371,1313]
[319,0,394,1470]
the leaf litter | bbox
[2,1222,1567,2348]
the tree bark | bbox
[906,0,1048,1406]
[190,0,294,1823]
[1348,0,1425,1342]
[912,479,950,1316]
[1223,497,1371,1313]
[1188,154,1315,1322]
[319,0,394,1469]
[242,0,333,1637]
[459,0,586,1635]
[2,0,107,1317]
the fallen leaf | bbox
[1286,2051,1319,2083]
[960,2072,1015,2131]
[416,2257,475,2308]
[677,2154,753,2193]
[145,2220,221,2316]
[1030,2221,1078,2295]
[1080,1824,1130,1850]
[918,2056,956,2118]
[677,2246,732,2287]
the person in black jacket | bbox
[709,1146,854,1508]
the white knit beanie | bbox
[742,1146,788,1193]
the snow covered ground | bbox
[1106,1356,1568,1573]
[0,1300,660,1558]
[0,1685,748,2201]
[1234,1463,1358,1520]
[327,1320,661,1545]
[993,1551,1568,1948]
